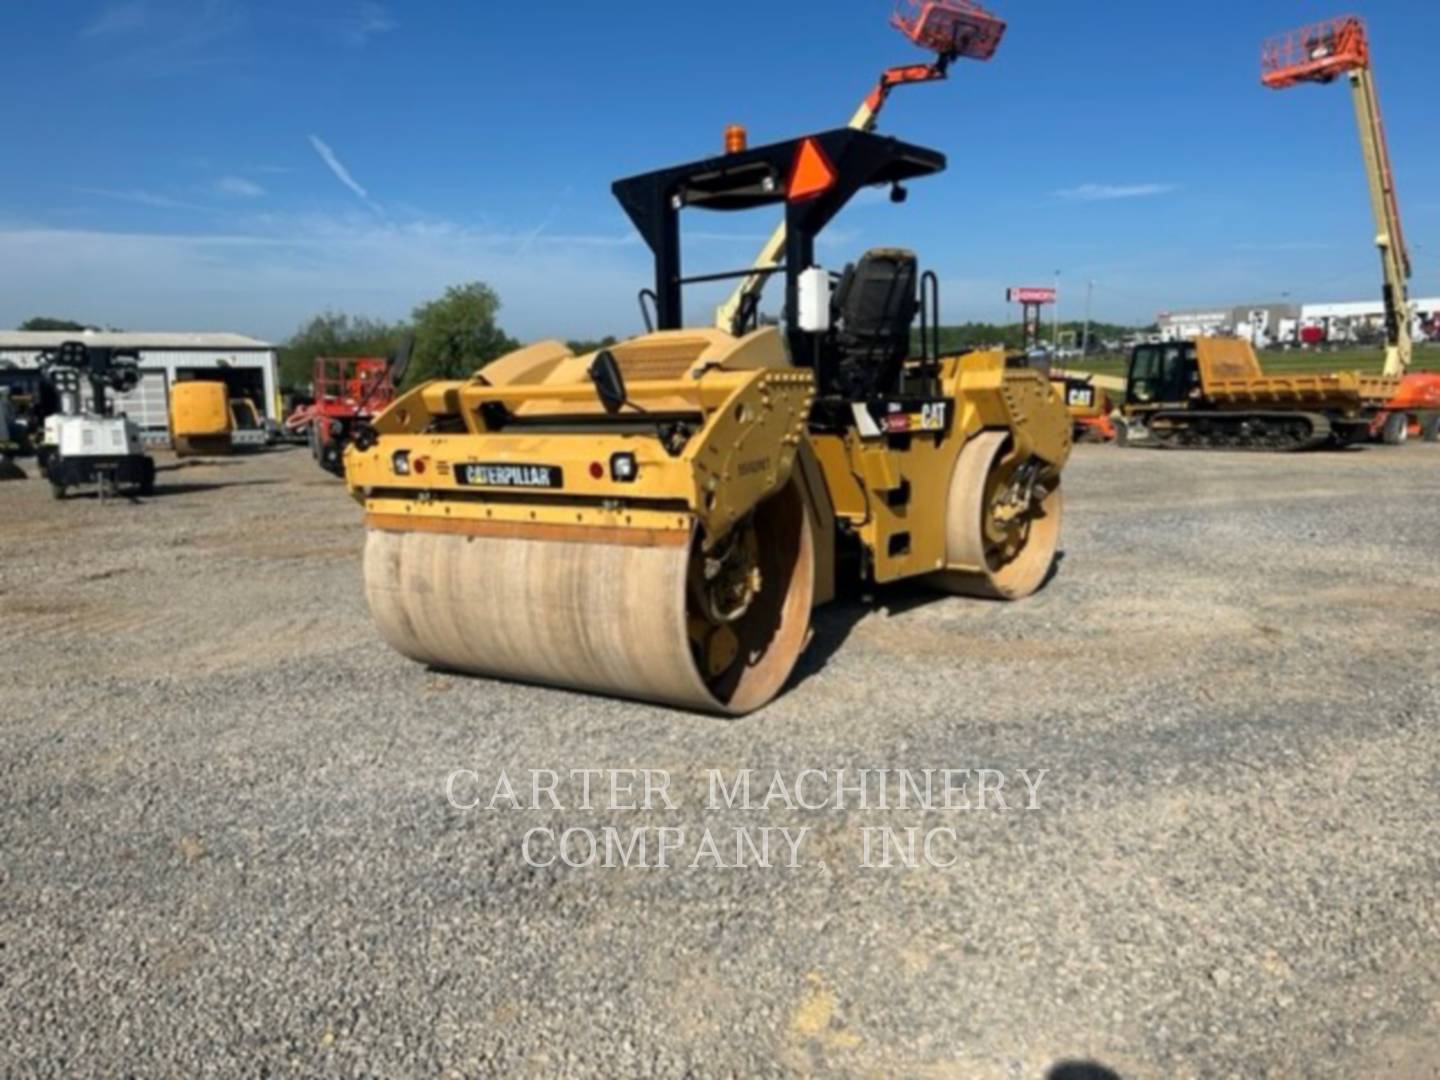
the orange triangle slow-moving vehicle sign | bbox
[787,138,837,202]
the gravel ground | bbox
[2,442,1438,1079]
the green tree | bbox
[19,317,96,332]
[279,312,408,390]
[407,282,518,385]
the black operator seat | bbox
[830,247,919,400]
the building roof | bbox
[1159,309,1230,321]
[0,331,273,350]
[1302,297,1440,319]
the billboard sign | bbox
[1007,287,1057,305]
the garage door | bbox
[112,370,171,444]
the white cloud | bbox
[81,1,148,38]
[342,2,396,46]
[216,176,266,198]
[83,0,245,74]
[78,187,210,213]
[517,207,559,254]
[307,135,382,215]
[0,216,650,342]
[1055,183,1178,202]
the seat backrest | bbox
[830,248,919,399]
[835,248,918,349]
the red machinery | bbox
[714,0,1006,334]
[1263,16,1440,443]
[891,0,1005,60]
[1261,17,1371,90]
[286,356,398,475]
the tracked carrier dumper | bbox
[1116,338,1397,451]
[345,128,1071,714]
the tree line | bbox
[17,317,110,332]
[280,282,519,391]
[278,285,622,392]
[18,300,1154,396]
[923,320,1151,354]
[13,284,551,393]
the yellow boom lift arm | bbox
[1262,16,1414,377]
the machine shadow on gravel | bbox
[46,478,280,501]
[143,479,281,498]
[1048,1062,1124,1080]
[788,550,1067,692]
[155,459,250,472]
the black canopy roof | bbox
[612,128,945,249]
[609,128,947,340]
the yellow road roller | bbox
[345,128,1071,714]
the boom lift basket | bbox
[891,0,1006,61]
[1261,16,1369,89]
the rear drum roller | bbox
[1421,414,1440,443]
[926,430,1063,601]
[363,479,815,715]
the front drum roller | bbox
[926,430,1063,601]
[363,479,815,716]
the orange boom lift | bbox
[713,1,1006,335]
[1262,15,1440,443]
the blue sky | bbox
[4,1,1438,342]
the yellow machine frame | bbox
[345,125,1072,714]
[349,329,1068,597]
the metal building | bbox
[1300,298,1440,343]
[1157,303,1300,346]
[0,331,279,446]
[1156,309,1232,342]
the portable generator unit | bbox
[37,341,156,499]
